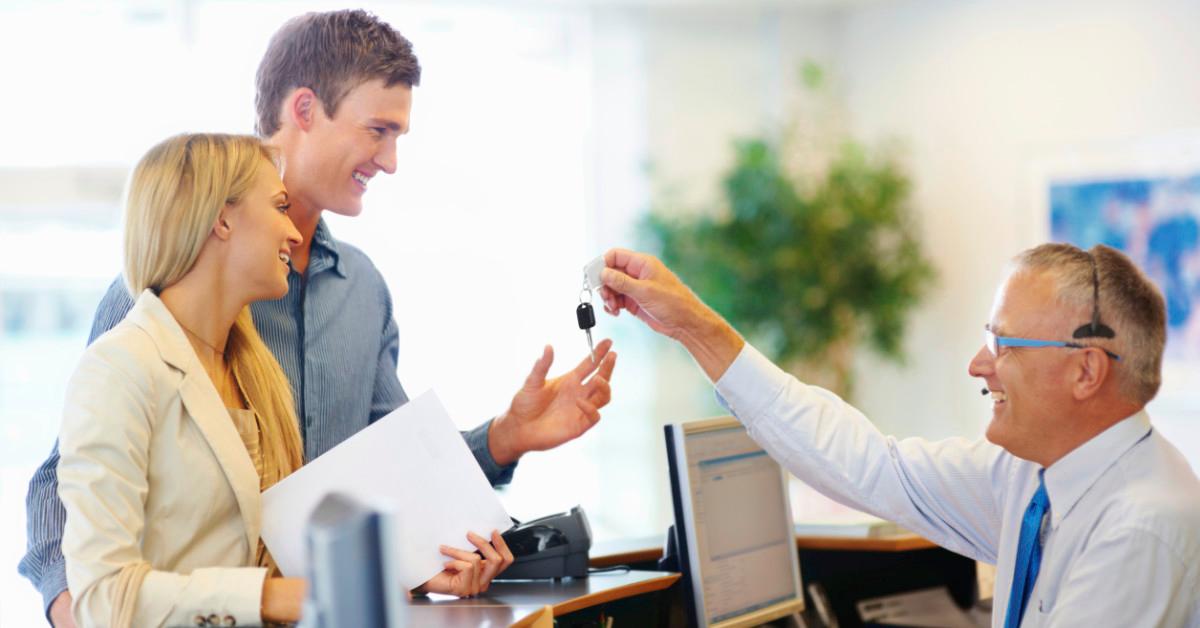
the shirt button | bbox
[194,616,207,626]
[223,615,237,626]
[207,613,221,625]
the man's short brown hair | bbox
[254,9,421,137]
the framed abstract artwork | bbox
[1029,132,1200,470]
[1049,175,1200,361]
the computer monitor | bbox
[665,417,805,628]
[299,492,407,628]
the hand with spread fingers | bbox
[418,530,514,597]
[488,340,617,466]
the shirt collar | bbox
[1042,410,1152,529]
[305,218,347,279]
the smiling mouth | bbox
[352,171,370,190]
[279,252,291,265]
[990,390,1008,404]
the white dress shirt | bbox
[715,343,1200,627]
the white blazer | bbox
[59,290,268,627]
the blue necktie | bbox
[1004,472,1050,628]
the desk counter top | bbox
[406,531,933,624]
[408,569,679,625]
[589,532,936,568]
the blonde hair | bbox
[1012,243,1167,406]
[123,133,304,490]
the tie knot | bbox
[1031,479,1050,512]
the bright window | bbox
[0,3,665,624]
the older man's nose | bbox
[968,344,995,378]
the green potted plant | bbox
[642,85,934,399]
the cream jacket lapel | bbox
[126,290,263,558]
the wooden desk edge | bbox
[590,547,663,569]
[552,573,681,617]
[794,534,935,552]
[588,534,936,568]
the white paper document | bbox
[260,390,512,589]
[857,586,980,628]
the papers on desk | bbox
[261,390,512,589]
[857,586,980,628]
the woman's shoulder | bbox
[86,317,161,363]
[75,316,177,392]
[60,319,178,439]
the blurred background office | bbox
[2,0,1199,624]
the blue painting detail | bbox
[1050,175,1200,360]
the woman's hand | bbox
[261,577,306,623]
[416,531,515,597]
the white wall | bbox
[634,0,1200,451]
[836,0,1200,443]
[642,5,840,211]
[631,1,841,418]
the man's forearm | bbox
[675,305,745,383]
[19,445,71,620]
[35,560,69,623]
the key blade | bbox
[586,329,596,364]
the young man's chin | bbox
[325,203,365,218]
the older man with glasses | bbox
[599,242,1200,627]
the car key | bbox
[578,256,604,364]
[577,294,597,364]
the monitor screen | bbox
[666,417,805,628]
[303,492,407,627]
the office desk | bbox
[590,532,975,628]
[408,570,680,627]
[590,531,938,568]
[398,533,960,627]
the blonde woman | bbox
[57,133,310,627]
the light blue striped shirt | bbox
[19,219,513,617]
[717,343,1200,627]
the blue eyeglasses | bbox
[984,250,1122,362]
[984,326,1122,361]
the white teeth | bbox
[279,252,290,264]
[352,172,369,188]
[991,391,1007,403]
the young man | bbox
[600,243,1200,626]
[21,10,617,626]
